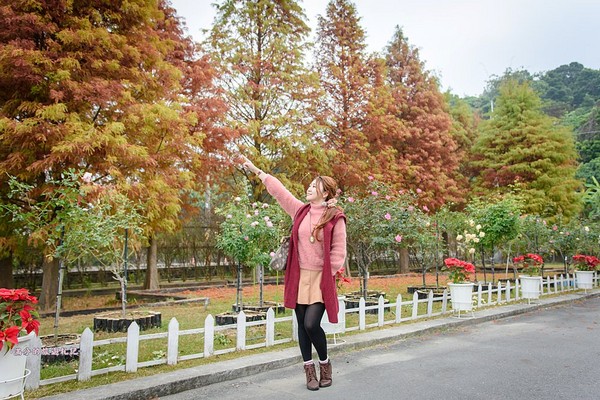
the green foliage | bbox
[215,186,287,269]
[467,197,521,250]
[471,79,582,219]
[1,170,145,275]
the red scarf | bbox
[283,204,346,323]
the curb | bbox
[37,290,600,400]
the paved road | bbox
[161,297,600,400]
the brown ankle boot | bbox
[319,360,332,387]
[304,363,319,391]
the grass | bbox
[28,269,571,398]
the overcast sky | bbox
[169,0,600,97]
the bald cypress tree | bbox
[471,79,582,219]
[384,27,461,209]
[206,0,324,198]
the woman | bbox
[241,156,347,391]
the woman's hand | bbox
[239,155,262,175]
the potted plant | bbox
[443,257,475,315]
[513,253,544,302]
[572,254,600,290]
[0,288,40,399]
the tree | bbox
[313,0,376,190]
[2,171,145,321]
[0,1,230,304]
[205,0,325,199]
[471,79,582,220]
[383,27,461,209]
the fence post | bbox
[477,283,483,308]
[266,308,275,347]
[515,279,520,300]
[204,314,214,357]
[378,296,384,327]
[427,291,433,317]
[395,294,402,323]
[236,311,246,351]
[167,318,179,365]
[359,298,366,330]
[126,322,140,373]
[487,282,493,305]
[338,297,346,334]
[553,275,558,294]
[506,280,511,302]
[441,289,448,314]
[292,310,298,341]
[77,328,94,381]
[25,334,41,389]
[411,291,418,319]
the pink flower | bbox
[407,206,414,212]
[423,205,429,212]
[244,236,249,241]
[82,172,93,183]
[384,213,391,220]
[416,188,422,194]
[395,235,403,243]
[368,175,374,181]
[385,195,391,200]
[371,191,378,196]
[266,221,273,228]
[270,252,275,257]
[347,197,355,203]
[399,190,405,194]
[552,225,558,231]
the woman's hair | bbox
[314,176,343,239]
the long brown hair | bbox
[313,176,343,239]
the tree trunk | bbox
[144,236,160,290]
[39,257,59,312]
[398,247,410,274]
[0,253,14,288]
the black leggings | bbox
[295,303,328,362]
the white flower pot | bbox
[576,270,595,290]
[448,283,474,312]
[520,275,542,300]
[0,331,35,399]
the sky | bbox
[169,0,600,97]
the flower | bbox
[513,253,544,276]
[394,234,403,243]
[384,213,391,220]
[572,254,600,272]
[335,267,352,291]
[443,258,475,284]
[0,288,40,351]
[347,197,355,203]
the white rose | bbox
[456,234,464,241]
[469,248,476,254]
[479,231,485,238]
[476,224,481,231]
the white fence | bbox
[25,272,596,389]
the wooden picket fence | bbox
[25,272,596,389]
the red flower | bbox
[1,288,39,350]
[573,254,600,271]
[443,258,475,283]
[0,326,21,351]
